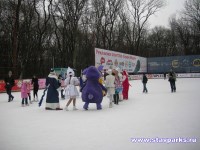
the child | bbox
[113,68,123,105]
[21,80,29,106]
[64,67,79,111]
[27,80,32,104]
[105,69,115,108]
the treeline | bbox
[0,0,199,79]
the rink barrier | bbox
[1,73,200,93]
[129,73,200,80]
[0,79,65,93]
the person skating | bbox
[122,70,130,99]
[168,69,176,93]
[64,67,79,111]
[45,69,62,110]
[4,71,15,102]
[21,80,29,107]
[105,69,115,108]
[58,74,65,99]
[113,68,123,105]
[27,80,32,104]
[142,73,148,93]
[31,75,39,101]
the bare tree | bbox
[126,0,164,55]
[183,0,200,31]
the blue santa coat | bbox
[81,66,107,104]
[46,75,59,103]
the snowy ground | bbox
[0,78,199,150]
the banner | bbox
[129,73,200,80]
[148,55,200,73]
[95,48,147,73]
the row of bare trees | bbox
[0,0,199,79]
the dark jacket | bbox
[142,75,148,83]
[32,77,39,90]
[168,72,176,82]
[4,76,15,89]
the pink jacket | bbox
[27,82,31,93]
[21,82,28,98]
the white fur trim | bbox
[48,74,58,80]
[46,103,60,109]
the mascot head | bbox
[86,66,101,80]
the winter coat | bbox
[27,82,31,93]
[122,71,130,89]
[21,82,28,98]
[142,75,148,83]
[4,76,15,89]
[168,72,176,82]
[32,77,39,90]
[114,75,123,94]
[46,74,59,103]
[105,74,115,95]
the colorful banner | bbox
[95,48,147,73]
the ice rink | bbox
[0,78,199,150]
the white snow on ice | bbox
[0,78,200,150]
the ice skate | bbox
[73,106,78,110]
[65,106,69,111]
[109,102,113,108]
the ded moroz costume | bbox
[45,69,62,110]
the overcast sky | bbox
[149,0,186,28]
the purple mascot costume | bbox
[82,66,107,110]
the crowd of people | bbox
[3,67,177,110]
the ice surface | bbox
[0,78,199,150]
